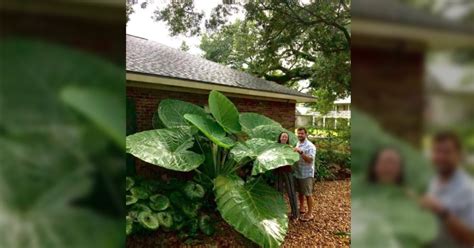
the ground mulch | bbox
[127,179,351,248]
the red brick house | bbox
[352,0,474,145]
[126,34,315,132]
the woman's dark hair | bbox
[367,147,405,185]
[277,132,290,144]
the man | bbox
[293,127,316,221]
[420,131,474,247]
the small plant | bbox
[127,90,300,247]
[126,176,215,238]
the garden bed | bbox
[126,179,351,248]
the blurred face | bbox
[297,130,306,142]
[279,133,289,144]
[374,149,402,184]
[431,140,460,176]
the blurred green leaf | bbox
[61,86,124,147]
[0,39,124,247]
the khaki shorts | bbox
[294,177,314,196]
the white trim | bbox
[126,72,316,103]
[353,18,474,49]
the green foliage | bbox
[126,91,299,247]
[149,194,170,211]
[184,114,236,149]
[126,2,134,22]
[214,175,288,248]
[179,41,190,52]
[158,99,208,128]
[199,215,215,236]
[352,177,437,248]
[126,176,215,238]
[0,39,123,248]
[209,90,242,134]
[138,211,160,230]
[153,0,204,36]
[126,127,205,172]
[351,110,437,247]
[231,138,300,176]
[239,112,281,132]
[183,182,206,199]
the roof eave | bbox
[353,17,474,49]
[126,72,316,103]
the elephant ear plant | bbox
[127,90,300,248]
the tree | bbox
[126,2,134,23]
[179,41,190,52]
[152,0,351,112]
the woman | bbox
[274,132,299,220]
[367,147,405,185]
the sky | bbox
[126,0,243,55]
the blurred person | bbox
[293,127,316,221]
[367,147,405,185]
[274,132,299,220]
[420,131,474,247]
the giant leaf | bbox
[239,112,281,133]
[351,176,437,248]
[0,137,122,248]
[248,125,298,146]
[214,175,288,248]
[60,86,124,148]
[184,114,235,149]
[158,99,207,128]
[208,90,241,133]
[0,39,123,248]
[231,138,299,175]
[126,127,204,171]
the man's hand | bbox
[293,147,303,154]
[419,195,446,215]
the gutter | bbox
[126,72,316,103]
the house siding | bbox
[352,43,425,146]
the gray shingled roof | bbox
[353,0,474,34]
[126,35,312,98]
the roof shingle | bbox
[126,35,312,98]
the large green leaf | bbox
[214,175,288,248]
[0,39,123,248]
[249,125,298,146]
[351,176,437,248]
[0,137,122,248]
[60,86,124,148]
[208,90,241,133]
[184,114,235,149]
[231,138,299,175]
[158,99,207,128]
[126,127,204,172]
[239,113,281,133]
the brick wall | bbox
[127,86,296,131]
[352,43,425,146]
